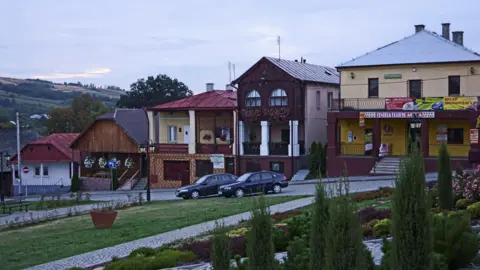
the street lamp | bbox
[0,152,11,201]
[140,140,156,202]
[409,114,422,129]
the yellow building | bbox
[327,23,480,176]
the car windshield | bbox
[195,175,210,184]
[236,173,252,182]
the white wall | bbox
[20,162,71,186]
[305,84,339,146]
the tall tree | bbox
[116,74,193,108]
[45,94,109,134]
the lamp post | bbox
[409,114,422,151]
[0,152,11,201]
[140,141,156,202]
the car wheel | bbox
[235,189,245,198]
[273,184,282,194]
[190,190,200,199]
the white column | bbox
[78,163,81,177]
[11,163,15,184]
[232,111,237,155]
[239,120,245,155]
[70,162,74,179]
[289,120,300,156]
[147,111,155,143]
[40,163,44,185]
[260,121,270,156]
[188,110,196,154]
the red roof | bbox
[150,90,237,110]
[10,133,80,162]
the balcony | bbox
[269,142,289,155]
[197,144,233,155]
[243,142,260,155]
[329,98,385,111]
[155,144,188,154]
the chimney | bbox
[225,84,234,91]
[206,83,214,92]
[441,23,450,40]
[415,24,425,33]
[452,31,464,46]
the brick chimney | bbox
[415,24,425,33]
[206,83,214,92]
[441,23,450,40]
[452,31,464,46]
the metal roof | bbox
[265,57,339,84]
[338,30,480,68]
[10,133,80,163]
[150,90,237,110]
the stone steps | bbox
[370,158,402,175]
[291,169,310,181]
[132,178,147,190]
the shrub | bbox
[354,187,394,202]
[227,227,249,237]
[390,140,432,269]
[178,237,246,262]
[426,180,438,190]
[432,211,479,269]
[128,247,157,258]
[357,207,392,223]
[363,219,379,237]
[456,198,473,210]
[283,236,310,270]
[453,166,480,200]
[373,218,391,237]
[271,209,302,222]
[232,254,248,270]
[285,211,311,242]
[70,174,81,192]
[309,182,329,270]
[308,142,318,174]
[467,201,480,219]
[319,143,327,177]
[273,228,289,252]
[105,249,196,270]
[246,195,276,270]
[438,143,453,210]
[211,222,231,270]
[112,169,119,190]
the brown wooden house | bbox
[70,109,148,190]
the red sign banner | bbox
[385,97,414,110]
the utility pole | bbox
[277,36,281,60]
[16,112,24,196]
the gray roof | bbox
[265,57,340,84]
[97,109,148,145]
[0,127,40,172]
[338,30,480,68]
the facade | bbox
[9,133,79,195]
[327,23,480,176]
[232,57,339,179]
[146,85,237,188]
[70,109,148,190]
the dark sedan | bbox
[218,171,288,198]
[175,173,237,199]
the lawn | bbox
[0,196,304,270]
[356,195,392,210]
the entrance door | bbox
[183,125,190,144]
[408,129,421,152]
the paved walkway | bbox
[290,172,438,185]
[26,197,315,270]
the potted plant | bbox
[90,202,118,229]
[84,157,95,168]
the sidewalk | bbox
[289,172,438,185]
[26,197,315,270]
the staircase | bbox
[132,177,148,190]
[291,169,310,181]
[370,157,401,175]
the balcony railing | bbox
[329,97,480,111]
[269,142,289,155]
[329,98,385,111]
[243,142,260,155]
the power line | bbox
[342,72,480,86]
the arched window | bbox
[245,90,261,107]
[269,89,288,106]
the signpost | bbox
[23,167,29,174]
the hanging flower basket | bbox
[241,108,263,122]
[98,157,107,168]
[125,157,134,169]
[84,157,95,168]
[109,157,121,169]
[263,108,291,121]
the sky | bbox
[1,0,480,93]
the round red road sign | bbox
[23,166,29,173]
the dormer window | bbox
[246,90,261,107]
[269,89,288,106]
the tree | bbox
[116,74,193,108]
[45,94,109,134]
[309,182,329,269]
[391,139,432,270]
[438,143,453,210]
[70,174,81,192]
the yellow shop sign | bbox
[443,96,478,110]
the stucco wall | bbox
[158,111,189,143]
[18,162,71,186]
[340,62,480,98]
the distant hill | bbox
[0,77,125,115]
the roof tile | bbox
[150,90,237,110]
[265,57,340,84]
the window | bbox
[35,167,40,176]
[368,78,379,98]
[168,126,177,142]
[269,89,288,106]
[316,91,320,110]
[196,160,213,177]
[408,80,422,98]
[448,76,460,96]
[261,172,274,180]
[246,90,261,107]
[327,92,333,110]
[225,157,235,174]
[270,162,284,173]
[43,166,49,176]
[206,176,218,185]
[250,173,261,182]
[447,128,463,144]
[281,129,290,143]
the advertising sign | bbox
[210,154,225,169]
[444,97,478,111]
[471,129,479,144]
[415,97,444,110]
[437,124,447,143]
[364,111,435,118]
[359,112,365,127]
[385,98,414,110]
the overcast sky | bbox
[1,0,480,93]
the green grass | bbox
[356,196,392,210]
[0,196,304,270]
[30,200,99,211]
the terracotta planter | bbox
[89,210,118,229]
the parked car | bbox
[218,171,288,198]
[175,173,237,199]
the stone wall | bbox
[80,177,112,191]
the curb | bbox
[289,177,438,186]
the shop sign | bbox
[210,154,225,169]
[385,97,414,110]
[363,111,435,118]
[384,74,402,79]
[444,97,478,111]
[471,129,479,144]
[359,112,365,127]
[415,97,444,110]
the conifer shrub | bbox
[309,181,329,270]
[438,143,453,210]
[70,174,81,192]
[211,221,231,270]
[282,236,310,270]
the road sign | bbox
[23,166,29,173]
